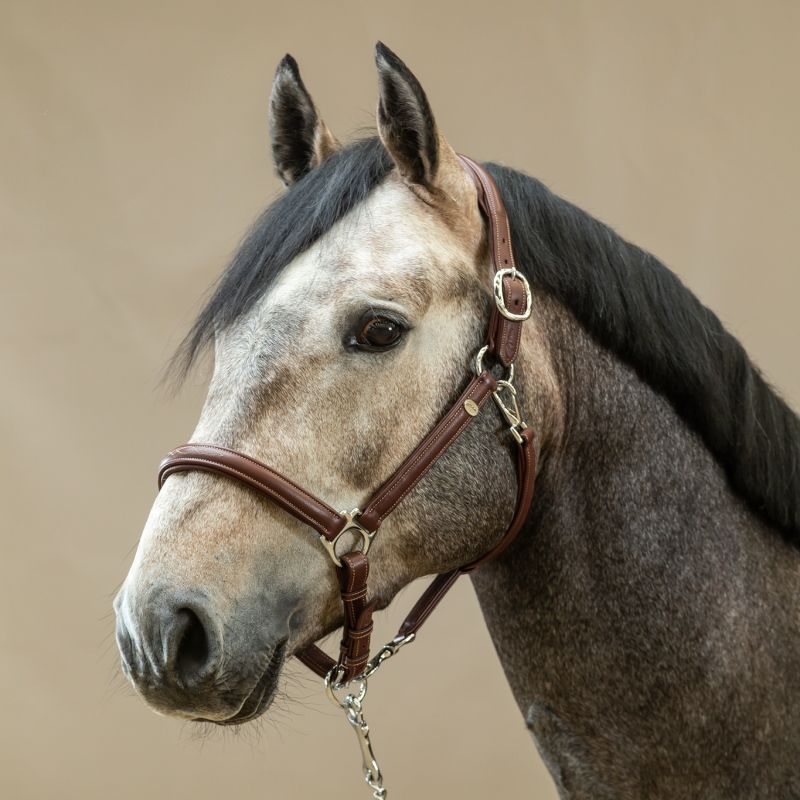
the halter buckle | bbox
[493,268,532,321]
[320,509,375,567]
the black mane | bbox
[178,137,800,542]
[488,162,800,542]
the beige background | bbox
[2,1,798,798]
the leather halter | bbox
[158,155,537,686]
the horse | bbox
[114,43,800,799]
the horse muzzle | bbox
[113,584,284,722]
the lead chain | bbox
[345,692,386,799]
[325,633,415,799]
[326,674,386,798]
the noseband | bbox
[157,156,536,797]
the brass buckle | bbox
[493,268,532,322]
[320,509,375,567]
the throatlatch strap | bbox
[398,428,536,636]
[297,427,537,678]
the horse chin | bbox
[197,639,287,726]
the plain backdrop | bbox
[2,1,798,798]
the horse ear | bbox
[269,55,340,186]
[374,42,440,188]
[374,42,468,203]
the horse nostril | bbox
[167,607,215,688]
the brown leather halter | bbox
[158,155,536,689]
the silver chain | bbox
[325,633,415,798]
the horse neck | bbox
[469,296,800,798]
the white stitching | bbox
[185,444,339,519]
[365,376,493,520]
[371,378,489,504]
[375,383,492,522]
[162,457,331,535]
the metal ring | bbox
[325,664,368,705]
[319,509,374,567]
[474,345,514,385]
[474,345,489,376]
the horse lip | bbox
[197,639,287,726]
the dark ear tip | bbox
[276,53,300,79]
[374,41,401,70]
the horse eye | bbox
[355,316,405,351]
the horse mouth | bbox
[202,640,287,726]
